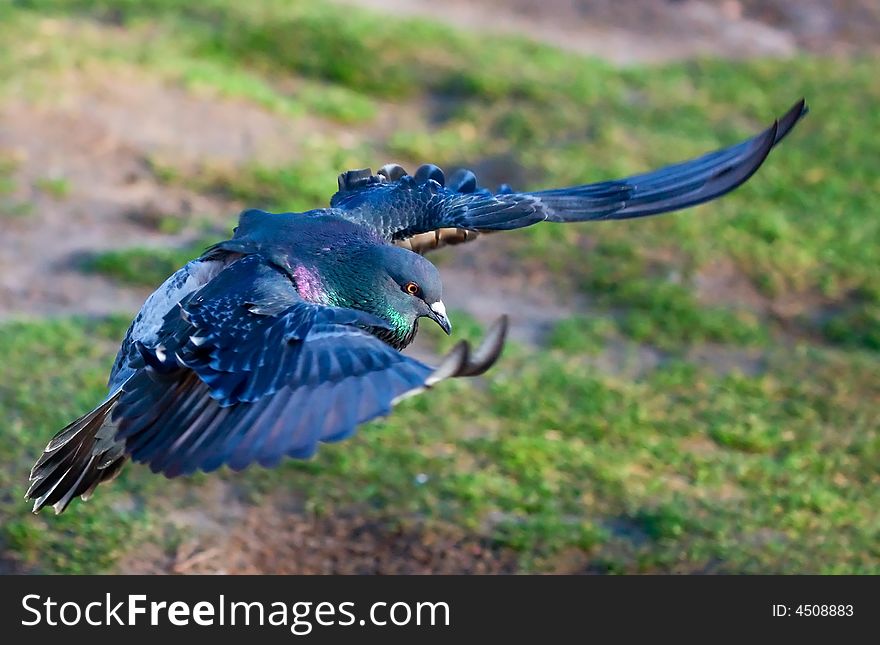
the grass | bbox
[34,176,70,199]
[82,238,217,287]
[1,316,877,573]
[0,151,32,218]
[0,0,877,573]
[0,317,153,573]
[0,152,18,197]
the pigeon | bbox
[27,99,807,513]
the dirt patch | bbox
[0,552,32,574]
[430,236,587,346]
[581,340,666,379]
[733,0,880,55]
[341,0,878,64]
[50,68,319,168]
[340,0,796,65]
[680,435,722,456]
[693,258,770,313]
[692,258,837,342]
[0,103,222,317]
[685,344,766,376]
[118,486,518,574]
[0,66,323,319]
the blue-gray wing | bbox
[110,255,506,477]
[330,100,806,248]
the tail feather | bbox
[27,392,127,514]
[81,457,126,501]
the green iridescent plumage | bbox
[208,212,447,351]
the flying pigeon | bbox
[27,99,807,513]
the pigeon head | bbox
[291,237,450,349]
[370,244,450,344]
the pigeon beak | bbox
[429,301,452,335]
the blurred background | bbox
[0,0,878,574]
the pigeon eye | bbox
[404,281,420,296]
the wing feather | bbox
[109,255,509,477]
[327,100,806,251]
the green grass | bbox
[0,0,877,573]
[0,151,33,218]
[0,317,153,573]
[822,303,880,351]
[82,238,217,287]
[1,317,877,573]
[0,152,17,196]
[548,316,619,356]
[34,176,70,199]
[0,2,380,123]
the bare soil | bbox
[0,68,299,318]
[342,0,879,65]
[121,507,520,574]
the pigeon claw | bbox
[426,315,508,385]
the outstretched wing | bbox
[110,254,506,477]
[330,99,807,252]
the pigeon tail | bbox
[26,391,128,514]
